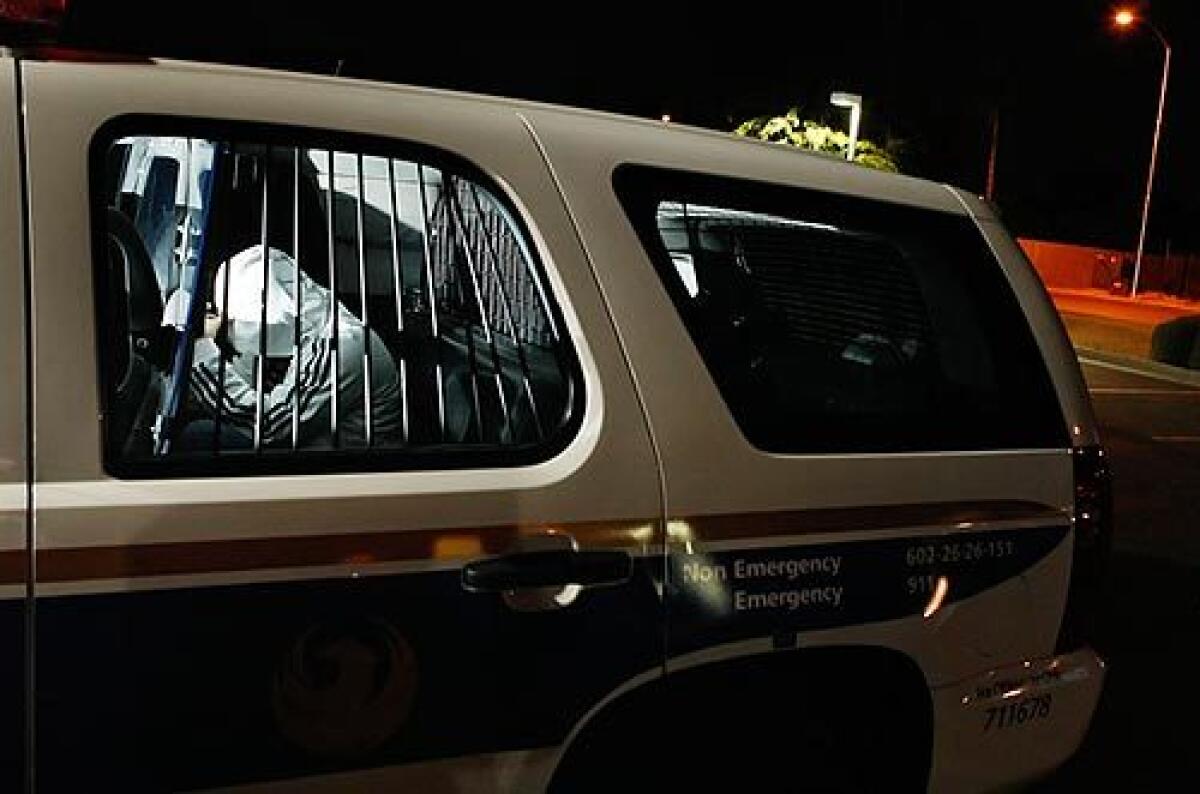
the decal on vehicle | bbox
[669,523,1068,654]
[984,694,1053,731]
[273,616,419,757]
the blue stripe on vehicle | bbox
[32,523,1067,791]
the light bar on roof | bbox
[0,0,67,25]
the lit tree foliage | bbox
[734,108,901,173]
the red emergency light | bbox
[1,1,147,62]
[0,0,67,42]
[0,0,66,23]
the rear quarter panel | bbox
[525,108,1077,686]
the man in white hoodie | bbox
[165,244,401,449]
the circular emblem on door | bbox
[272,616,418,758]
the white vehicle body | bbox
[0,51,1106,792]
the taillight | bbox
[1056,444,1113,654]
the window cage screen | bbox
[99,132,576,473]
[656,202,935,354]
[615,164,1068,453]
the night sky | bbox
[55,0,1199,251]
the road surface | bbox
[1036,357,1200,790]
[1086,357,1200,564]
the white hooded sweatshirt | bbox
[166,245,401,446]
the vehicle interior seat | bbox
[103,206,165,456]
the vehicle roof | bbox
[138,57,970,217]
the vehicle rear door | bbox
[22,59,663,792]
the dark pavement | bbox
[1084,358,1200,564]
[1036,359,1200,790]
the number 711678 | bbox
[984,694,1052,731]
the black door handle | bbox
[462,549,633,593]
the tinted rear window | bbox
[614,166,1067,453]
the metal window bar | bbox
[493,211,522,339]
[453,191,483,441]
[183,148,195,336]
[497,200,560,345]
[488,209,516,321]
[476,196,513,299]
[291,147,303,450]
[508,222,540,343]
[464,308,484,442]
[445,179,499,442]
[464,181,546,441]
[476,199,512,441]
[111,144,131,207]
[157,137,219,456]
[213,146,236,453]
[512,230,532,342]
[355,154,375,447]
[428,189,476,437]
[680,201,698,264]
[176,140,193,301]
[157,138,194,455]
[386,158,410,444]
[416,163,445,441]
[254,146,270,453]
[325,149,340,447]
[458,182,535,438]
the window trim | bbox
[90,114,585,479]
[612,163,1069,454]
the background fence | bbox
[1019,238,1200,298]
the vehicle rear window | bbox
[92,119,582,477]
[614,165,1067,453]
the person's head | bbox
[214,245,300,357]
[163,245,303,357]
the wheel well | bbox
[550,645,932,792]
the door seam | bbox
[13,55,36,794]
[515,112,671,676]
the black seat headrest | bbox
[105,206,163,333]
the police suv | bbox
[0,15,1108,794]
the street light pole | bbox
[830,92,862,162]
[1115,10,1171,298]
[985,108,1000,202]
